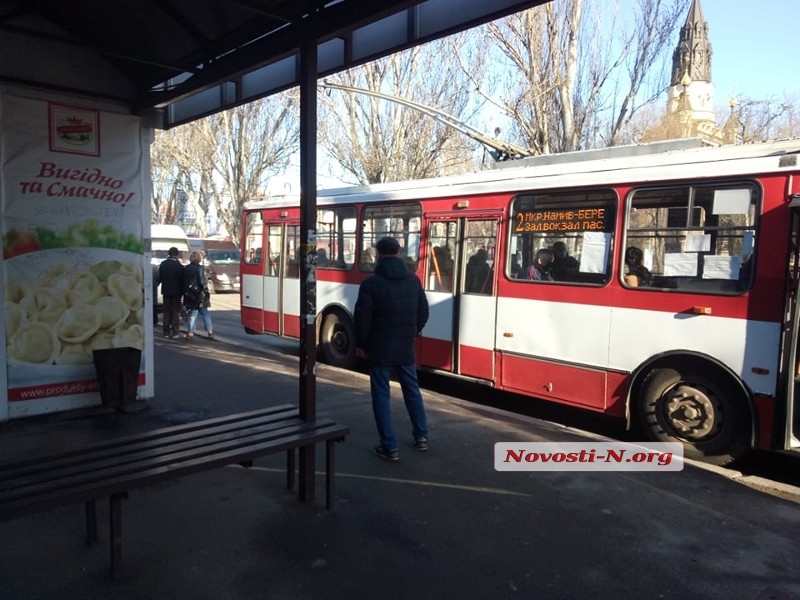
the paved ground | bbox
[1,336,800,600]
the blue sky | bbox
[290,0,800,186]
[700,0,798,102]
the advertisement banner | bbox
[0,94,147,417]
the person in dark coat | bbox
[183,250,213,340]
[524,248,555,281]
[354,236,430,461]
[158,246,184,338]
[465,248,492,293]
[624,246,651,287]
[551,241,579,281]
[152,262,160,326]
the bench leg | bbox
[286,448,296,490]
[109,493,128,580]
[326,439,336,511]
[298,445,315,502]
[85,499,98,545]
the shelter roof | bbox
[0,0,543,128]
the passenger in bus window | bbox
[268,252,279,277]
[624,246,651,287]
[317,248,329,267]
[524,248,554,281]
[465,248,492,293]
[737,255,754,291]
[510,254,522,278]
[551,241,579,281]
[431,245,454,291]
[360,247,377,271]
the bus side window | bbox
[243,212,263,266]
[317,206,357,270]
[509,191,615,287]
[626,184,758,295]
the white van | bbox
[151,224,191,266]
[151,224,190,321]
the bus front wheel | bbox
[320,312,357,369]
[638,367,750,466]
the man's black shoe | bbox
[374,445,399,461]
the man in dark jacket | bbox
[158,246,184,338]
[354,236,430,461]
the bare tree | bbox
[150,94,299,243]
[605,0,688,145]
[151,126,202,225]
[318,38,479,185]
[471,0,688,153]
[732,94,800,143]
[200,95,298,243]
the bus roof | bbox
[245,138,800,211]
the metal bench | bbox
[0,404,349,579]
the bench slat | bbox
[0,419,343,502]
[0,410,305,488]
[0,404,299,476]
[0,422,349,520]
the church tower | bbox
[644,0,730,144]
[666,0,715,120]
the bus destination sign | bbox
[514,208,608,233]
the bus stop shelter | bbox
[0,0,545,493]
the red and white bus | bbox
[240,138,800,464]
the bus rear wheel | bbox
[638,367,750,466]
[320,312,357,369]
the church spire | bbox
[670,0,712,85]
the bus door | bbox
[785,205,800,450]
[422,215,500,382]
[268,222,301,337]
[240,211,265,333]
[241,218,300,337]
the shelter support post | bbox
[298,33,319,502]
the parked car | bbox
[191,238,241,293]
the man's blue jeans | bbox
[369,362,428,451]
